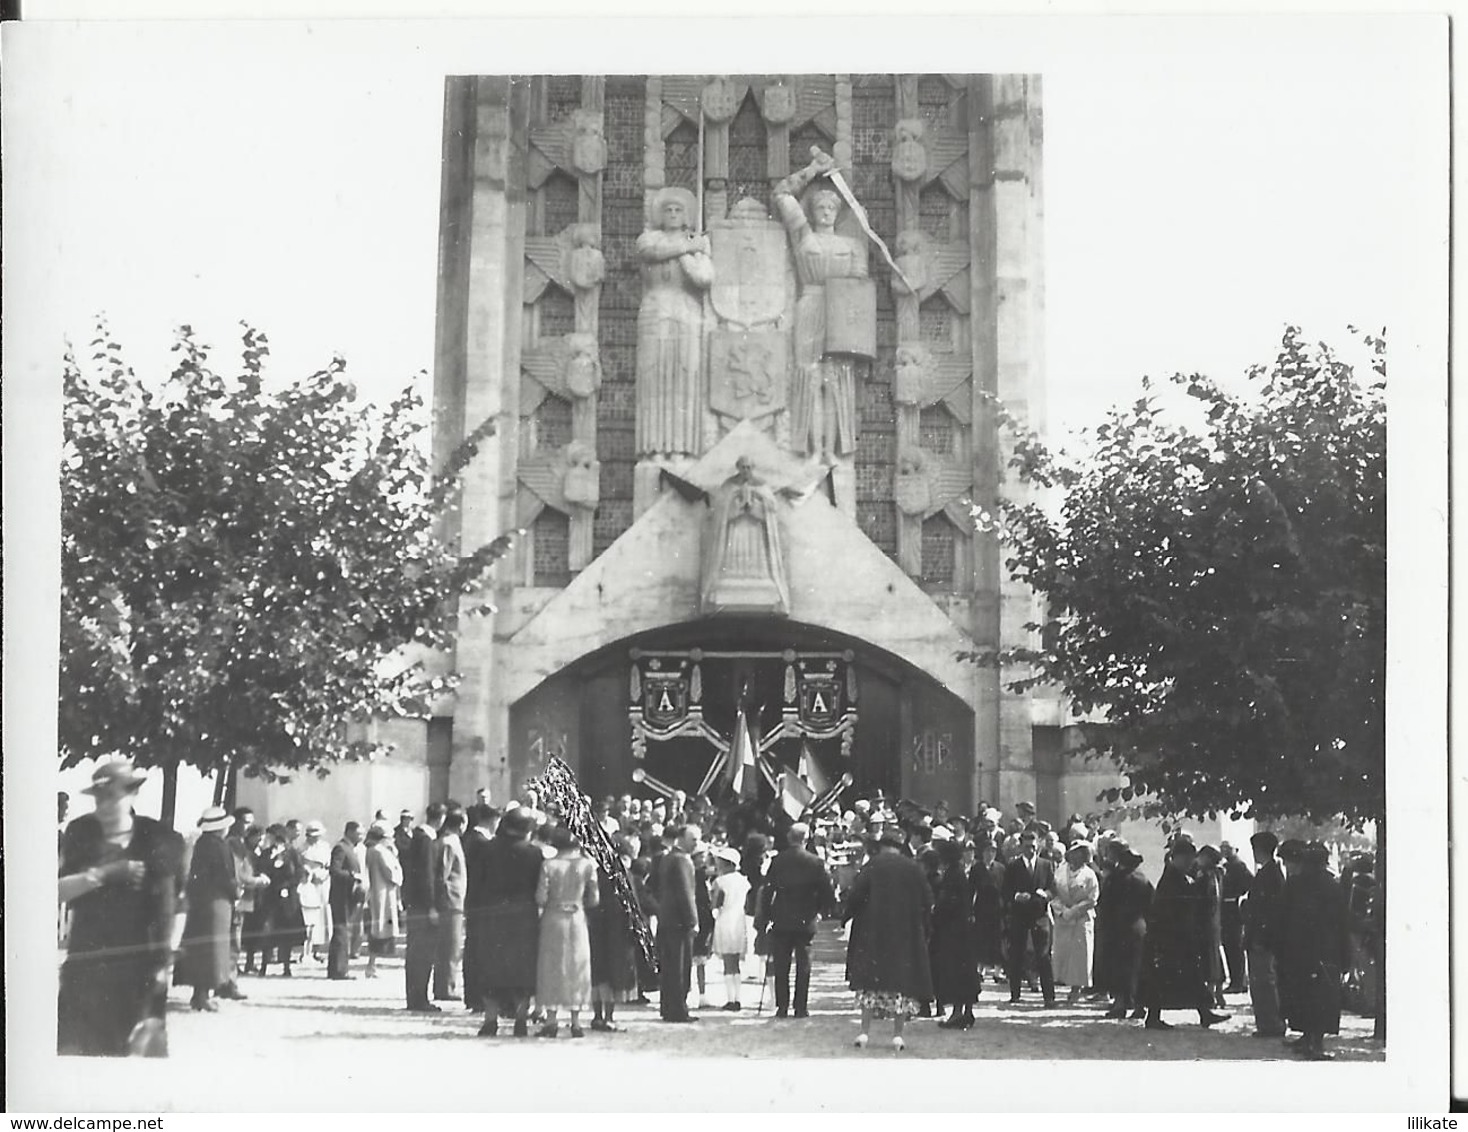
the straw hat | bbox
[81,758,147,796]
[197,805,231,834]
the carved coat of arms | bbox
[709,214,790,327]
[796,661,844,728]
[709,330,787,421]
[642,667,690,728]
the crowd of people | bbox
[57,759,1380,1062]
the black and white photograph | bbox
[2,9,1452,1115]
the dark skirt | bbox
[930,916,980,1005]
[58,952,165,1057]
[180,897,233,989]
[1281,961,1344,1035]
[588,903,639,996]
[476,899,539,995]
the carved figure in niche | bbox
[567,223,605,328]
[561,441,601,509]
[636,187,715,458]
[894,343,931,406]
[891,118,928,183]
[761,82,795,125]
[569,109,606,176]
[564,333,602,401]
[701,456,791,616]
[894,446,933,516]
[772,148,876,460]
[893,230,928,297]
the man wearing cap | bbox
[327,821,365,980]
[181,806,238,1011]
[401,802,446,1012]
[656,824,701,1022]
[755,822,835,1019]
[1002,824,1057,1006]
[1244,831,1287,1037]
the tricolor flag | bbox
[797,743,832,799]
[728,710,760,801]
[778,772,815,821]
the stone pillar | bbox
[970,74,1044,813]
[436,76,529,805]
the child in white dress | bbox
[710,846,752,1011]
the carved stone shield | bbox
[701,79,740,123]
[761,84,796,125]
[710,221,790,326]
[709,330,787,421]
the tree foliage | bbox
[984,328,1385,826]
[60,322,514,815]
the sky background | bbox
[1,13,1451,1111]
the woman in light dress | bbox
[534,826,599,1038]
[298,821,332,962]
[1050,841,1100,1004]
[710,845,751,1011]
[363,822,403,978]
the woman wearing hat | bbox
[257,824,308,977]
[587,835,641,1032]
[930,836,979,1029]
[1094,843,1154,1020]
[57,760,184,1056]
[179,806,238,1011]
[1050,841,1099,1006]
[1138,836,1230,1030]
[1276,841,1351,1059]
[534,826,599,1038]
[843,826,934,1051]
[364,821,403,979]
[709,844,752,1010]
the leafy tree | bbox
[60,322,512,825]
[983,327,1385,830]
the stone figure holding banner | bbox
[772,148,876,460]
[636,187,715,458]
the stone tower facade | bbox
[424,73,1048,818]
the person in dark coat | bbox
[180,806,238,1011]
[969,837,1006,977]
[327,822,365,980]
[1219,841,1253,993]
[1139,835,1230,1030]
[461,804,499,1014]
[1245,830,1288,1036]
[1096,845,1153,1019]
[754,822,835,1019]
[1276,841,1351,1059]
[257,824,307,976]
[844,827,934,1051]
[473,806,543,1036]
[588,837,641,1032]
[1002,824,1057,1005]
[401,802,445,1012]
[930,837,979,1028]
[58,760,183,1057]
[655,824,700,1023]
[1194,844,1227,1007]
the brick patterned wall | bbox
[727,93,770,212]
[546,75,582,125]
[920,512,957,588]
[851,75,899,562]
[535,393,573,450]
[665,118,698,194]
[539,285,576,338]
[542,171,580,236]
[532,507,572,586]
[594,77,646,558]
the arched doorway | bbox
[508,618,976,813]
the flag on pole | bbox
[728,710,760,801]
[797,743,831,799]
[778,772,815,821]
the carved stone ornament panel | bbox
[568,108,607,176]
[891,118,928,182]
[709,205,790,327]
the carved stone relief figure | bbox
[894,343,931,406]
[568,108,607,176]
[561,440,600,572]
[563,332,602,400]
[701,455,791,617]
[771,147,876,460]
[894,446,933,516]
[893,229,929,297]
[566,223,605,329]
[635,187,715,458]
[891,118,928,183]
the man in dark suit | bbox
[755,822,835,1019]
[461,804,498,1013]
[327,822,365,980]
[401,802,445,1011]
[1244,830,1286,1036]
[656,823,700,1022]
[1002,824,1057,1005]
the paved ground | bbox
[158,923,1381,1067]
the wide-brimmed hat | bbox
[305,820,325,836]
[81,758,147,796]
[498,808,536,837]
[931,825,954,843]
[197,805,231,834]
[1065,841,1093,862]
[1016,801,1036,813]
[714,845,741,866]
